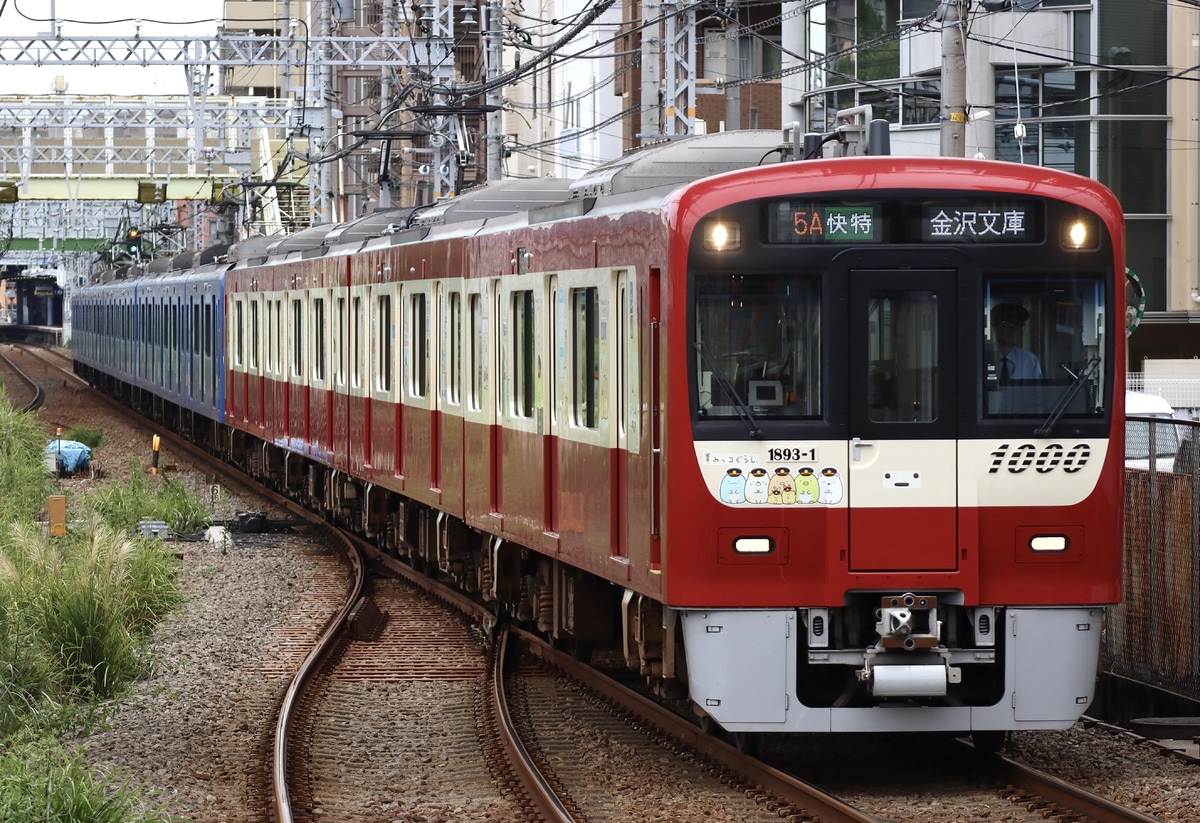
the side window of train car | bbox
[377,292,393,393]
[204,302,213,358]
[447,290,462,406]
[291,297,304,379]
[409,292,426,398]
[512,289,535,418]
[272,298,284,376]
[313,296,326,382]
[234,299,245,368]
[572,286,599,429]
[264,297,275,379]
[468,293,483,412]
[249,299,260,371]
[352,295,364,390]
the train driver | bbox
[990,302,1043,382]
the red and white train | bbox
[73,130,1126,746]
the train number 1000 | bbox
[988,443,1092,474]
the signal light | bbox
[126,227,142,257]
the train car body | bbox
[73,265,226,425]
[73,130,1125,741]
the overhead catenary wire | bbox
[7,0,1199,241]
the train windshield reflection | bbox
[694,274,821,419]
[982,275,1108,420]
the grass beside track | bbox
[0,388,205,823]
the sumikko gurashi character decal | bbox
[745,467,770,503]
[818,466,844,504]
[795,466,819,503]
[767,467,797,505]
[698,447,844,506]
[719,468,748,504]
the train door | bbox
[309,288,331,454]
[440,281,465,512]
[250,293,264,430]
[331,288,350,472]
[615,269,634,560]
[846,269,958,572]
[547,274,561,535]
[461,278,496,524]
[429,281,441,492]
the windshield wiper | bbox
[1035,357,1101,436]
[694,341,762,438]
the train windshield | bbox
[982,275,1108,420]
[694,273,820,420]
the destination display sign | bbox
[921,203,1036,242]
[763,198,1041,245]
[765,202,879,244]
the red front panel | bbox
[653,157,1125,612]
[849,507,958,572]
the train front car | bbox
[663,157,1124,739]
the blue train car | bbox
[134,264,227,420]
[72,276,140,388]
[73,257,227,440]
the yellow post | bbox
[151,434,161,475]
[48,495,67,536]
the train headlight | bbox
[1061,217,1098,250]
[703,220,741,251]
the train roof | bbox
[570,129,784,198]
[228,234,278,266]
[412,178,575,227]
[326,208,418,246]
[90,130,793,279]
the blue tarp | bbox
[45,439,92,473]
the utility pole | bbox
[639,0,663,145]
[938,0,968,157]
[485,0,505,181]
[724,0,741,132]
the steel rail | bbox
[0,347,45,413]
[142,430,365,823]
[515,627,883,823]
[492,628,578,823]
[986,749,1165,823]
[54,368,366,823]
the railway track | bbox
[983,748,1165,823]
[20,347,1183,822]
[0,343,45,412]
[763,727,1173,823]
[95,392,884,821]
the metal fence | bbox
[1105,415,1200,700]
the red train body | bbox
[74,130,1125,741]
